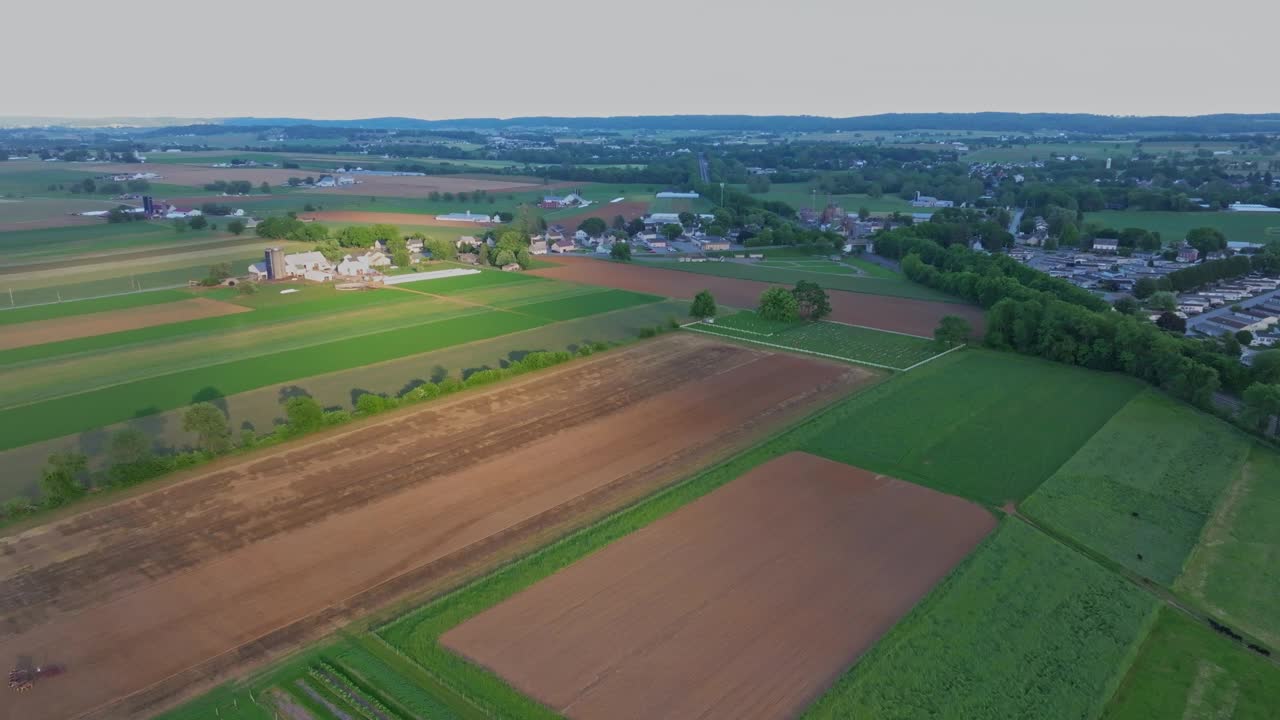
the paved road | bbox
[697,152,710,183]
[1008,207,1025,235]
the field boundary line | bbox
[823,319,933,341]
[680,320,776,337]
[683,324,903,371]
[901,343,966,372]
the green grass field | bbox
[0,221,233,266]
[1102,609,1280,720]
[729,181,916,214]
[799,350,1142,505]
[1,251,268,307]
[1176,444,1280,649]
[805,519,1157,720]
[1022,390,1252,586]
[690,313,943,370]
[394,269,543,295]
[1084,210,1280,244]
[0,288,194,325]
[632,258,959,303]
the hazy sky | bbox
[6,0,1276,120]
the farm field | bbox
[798,349,1143,505]
[0,334,866,720]
[1101,608,1280,720]
[0,283,661,451]
[1084,210,1280,244]
[0,296,251,350]
[690,312,945,370]
[440,452,995,720]
[0,288,194,324]
[804,519,1158,720]
[727,182,916,214]
[0,196,118,231]
[1021,390,1252,586]
[633,257,957,302]
[0,221,232,266]
[1176,444,1280,648]
[0,300,690,499]
[531,255,986,337]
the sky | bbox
[5,0,1277,121]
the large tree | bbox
[40,451,88,507]
[610,242,632,261]
[791,280,831,320]
[1155,311,1187,333]
[182,402,232,454]
[1241,383,1280,432]
[661,223,684,241]
[284,395,324,435]
[1133,277,1157,299]
[1253,350,1280,384]
[1148,291,1177,312]
[691,290,717,319]
[934,315,972,347]
[758,287,799,322]
[578,217,607,237]
[1186,227,1227,258]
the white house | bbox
[337,176,357,186]
[315,175,336,188]
[283,251,334,282]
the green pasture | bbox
[0,221,233,265]
[0,253,266,306]
[1022,390,1251,586]
[805,519,1157,720]
[394,269,543,295]
[1176,444,1280,649]
[0,196,121,224]
[1102,609,1280,720]
[729,181,916,214]
[0,288,194,325]
[632,257,959,303]
[691,314,942,370]
[1083,210,1280,244]
[799,350,1142,505]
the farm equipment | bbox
[8,656,63,692]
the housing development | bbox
[1,103,1279,720]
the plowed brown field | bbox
[531,256,986,337]
[0,297,250,350]
[443,452,996,720]
[0,335,868,720]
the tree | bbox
[1060,224,1080,247]
[188,215,208,230]
[259,181,272,194]
[1156,311,1187,333]
[610,242,632,261]
[393,248,411,266]
[1113,295,1140,315]
[182,403,232,454]
[107,428,152,467]
[791,280,831,320]
[1241,383,1280,431]
[40,451,87,507]
[625,217,645,236]
[494,248,516,267]
[225,218,245,235]
[204,262,233,285]
[356,393,388,415]
[578,216,607,237]
[1148,291,1177,312]
[1253,350,1280,384]
[1133,276,1157,299]
[424,236,456,261]
[661,223,683,241]
[858,207,871,220]
[336,225,374,248]
[691,290,717,319]
[1236,330,1254,346]
[237,281,258,296]
[678,211,696,227]
[934,315,972,348]
[758,287,799,322]
[1187,227,1228,258]
[612,215,626,230]
[283,396,324,435]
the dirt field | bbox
[442,452,995,720]
[89,164,546,197]
[532,256,986,337]
[0,335,867,720]
[301,210,496,228]
[0,297,251,350]
[549,201,649,228]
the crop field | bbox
[0,196,119,230]
[0,296,252,351]
[1176,444,1280,648]
[1021,390,1252,586]
[804,519,1158,720]
[0,335,866,720]
[394,268,543,294]
[797,350,1142,505]
[0,221,229,266]
[1101,609,1280,720]
[440,452,995,720]
[532,256,986,337]
[727,182,915,214]
[1084,210,1280,244]
[0,288,194,324]
[633,257,958,303]
[689,313,945,370]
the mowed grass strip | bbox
[0,310,546,451]
[800,350,1141,505]
[803,519,1158,720]
[0,286,424,366]
[692,314,943,370]
[395,269,545,295]
[512,289,661,322]
[1176,444,1280,648]
[0,289,194,325]
[1022,390,1252,586]
[1101,608,1280,720]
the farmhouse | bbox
[550,238,576,254]
[529,238,548,255]
[539,193,586,209]
[336,251,392,277]
[315,175,336,188]
[337,176,357,186]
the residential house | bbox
[698,236,730,251]
[1176,246,1200,263]
[315,175,336,188]
[530,238,548,255]
[550,238,576,253]
[1092,238,1119,254]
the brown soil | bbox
[549,201,649,229]
[0,334,868,720]
[443,452,996,720]
[0,216,102,233]
[531,255,987,337]
[0,298,252,351]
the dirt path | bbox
[0,334,869,720]
[0,298,251,350]
[531,256,986,337]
